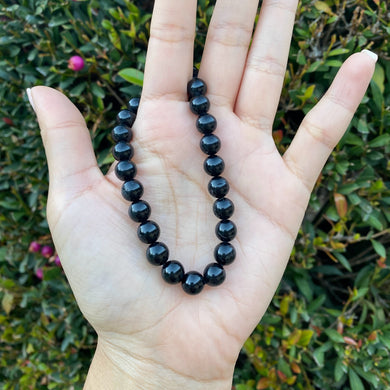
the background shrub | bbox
[0,0,389,389]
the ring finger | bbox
[235,0,299,131]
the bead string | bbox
[111,69,236,295]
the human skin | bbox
[28,0,377,388]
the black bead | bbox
[129,200,151,223]
[204,263,226,286]
[162,261,185,284]
[187,78,207,99]
[213,198,234,219]
[182,272,205,295]
[112,142,134,161]
[200,134,221,155]
[216,220,237,242]
[146,242,169,266]
[115,161,137,181]
[117,109,136,127]
[196,114,217,134]
[121,180,143,201]
[112,125,132,143]
[137,221,160,244]
[214,243,236,265]
[127,97,140,114]
[204,155,225,176]
[208,176,229,198]
[189,96,210,115]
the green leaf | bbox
[118,68,144,86]
[353,366,380,387]
[371,240,387,258]
[368,134,390,148]
[349,368,365,390]
[333,252,352,272]
[325,329,345,343]
[379,334,390,349]
[91,83,106,99]
[367,214,384,231]
[69,82,87,96]
[351,287,369,302]
[334,358,346,382]
[328,48,350,57]
[1,293,14,315]
[370,79,384,112]
[314,1,334,14]
[298,329,314,347]
[325,59,343,67]
[372,63,385,93]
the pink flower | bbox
[35,268,44,280]
[29,241,41,253]
[54,255,61,267]
[68,55,85,71]
[41,246,54,258]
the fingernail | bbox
[26,88,36,112]
[362,49,378,63]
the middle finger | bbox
[200,0,259,108]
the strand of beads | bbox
[111,73,237,295]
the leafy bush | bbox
[0,0,389,389]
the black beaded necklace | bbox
[111,69,236,295]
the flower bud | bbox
[68,55,85,71]
[35,268,44,280]
[41,246,54,258]
[54,255,61,267]
[29,241,41,253]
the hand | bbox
[29,0,376,388]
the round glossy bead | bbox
[187,78,207,99]
[204,155,225,176]
[196,114,217,134]
[208,176,229,198]
[112,142,134,161]
[115,161,137,181]
[162,261,185,284]
[137,221,160,244]
[129,200,151,223]
[121,180,143,201]
[127,97,140,114]
[182,272,205,295]
[204,263,226,286]
[214,243,236,265]
[189,96,210,115]
[213,198,234,219]
[117,109,136,127]
[112,125,132,143]
[200,134,221,155]
[216,220,237,242]
[146,242,169,266]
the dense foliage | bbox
[0,0,389,389]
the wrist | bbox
[84,338,234,390]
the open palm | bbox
[30,0,376,388]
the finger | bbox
[142,0,197,101]
[283,51,377,190]
[235,0,298,130]
[28,86,101,189]
[200,0,258,108]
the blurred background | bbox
[0,0,389,388]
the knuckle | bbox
[150,22,194,44]
[208,20,253,48]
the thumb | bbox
[28,86,102,192]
